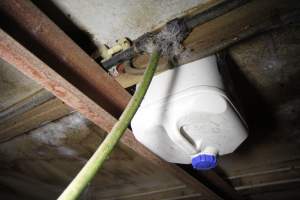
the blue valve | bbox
[192,154,217,170]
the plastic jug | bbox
[131,55,248,170]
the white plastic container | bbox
[131,55,248,169]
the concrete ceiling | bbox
[51,0,212,46]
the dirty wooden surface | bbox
[0,113,200,200]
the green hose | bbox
[57,50,161,200]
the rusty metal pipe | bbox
[0,0,130,117]
[0,29,223,200]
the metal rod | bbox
[102,47,135,70]
[0,29,223,200]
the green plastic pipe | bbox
[57,50,161,200]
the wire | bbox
[57,50,161,200]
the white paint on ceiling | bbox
[52,0,210,46]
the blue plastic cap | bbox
[192,154,217,170]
